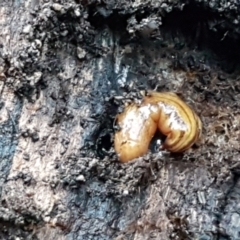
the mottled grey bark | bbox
[0,0,240,240]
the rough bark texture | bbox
[0,0,240,239]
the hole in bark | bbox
[88,2,240,71]
[96,132,112,159]
[162,3,240,70]
[88,6,129,31]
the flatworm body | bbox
[114,91,202,163]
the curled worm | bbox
[114,91,202,163]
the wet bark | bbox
[0,0,240,239]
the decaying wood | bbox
[0,0,240,239]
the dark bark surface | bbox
[0,0,240,239]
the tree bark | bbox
[0,0,240,239]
